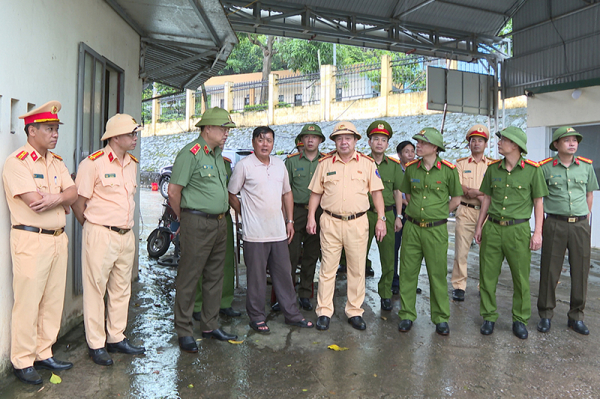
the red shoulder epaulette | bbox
[456,156,469,162]
[319,154,333,163]
[320,152,328,157]
[405,159,419,167]
[538,157,553,166]
[387,156,401,164]
[524,159,540,167]
[128,153,139,163]
[223,156,232,163]
[441,159,456,169]
[488,159,501,166]
[190,143,201,155]
[88,150,104,160]
[287,152,300,159]
[327,149,336,155]
[577,156,593,164]
[360,153,375,162]
[49,151,63,161]
[16,151,29,160]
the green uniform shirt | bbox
[400,156,463,222]
[480,157,548,220]
[170,135,229,214]
[368,154,404,208]
[540,156,599,216]
[285,151,324,204]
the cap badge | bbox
[378,124,384,130]
[308,125,315,131]
[567,128,575,132]
[477,127,483,132]
[51,106,58,114]
[418,130,426,135]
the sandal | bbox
[249,321,270,333]
[285,319,314,328]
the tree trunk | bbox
[247,34,275,105]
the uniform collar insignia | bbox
[30,151,39,161]
[108,152,114,162]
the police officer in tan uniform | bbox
[307,121,386,331]
[3,101,77,384]
[72,114,145,366]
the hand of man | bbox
[306,217,317,235]
[394,217,403,232]
[30,190,62,212]
[530,231,542,251]
[375,219,386,242]
[474,226,482,244]
[286,222,295,244]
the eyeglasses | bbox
[125,131,139,138]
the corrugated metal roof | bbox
[106,0,237,90]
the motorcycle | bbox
[147,199,180,260]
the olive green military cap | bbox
[367,120,393,138]
[297,123,325,141]
[550,126,582,151]
[496,126,528,154]
[195,107,236,128]
[412,127,446,152]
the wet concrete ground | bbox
[2,188,600,398]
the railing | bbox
[278,72,321,107]
[141,100,153,126]
[334,61,381,101]
[196,85,224,115]
[157,92,186,122]
[231,80,268,112]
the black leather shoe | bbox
[220,307,242,317]
[192,311,202,321]
[416,287,422,294]
[381,298,392,311]
[316,316,330,331]
[537,318,551,333]
[298,297,313,310]
[202,328,238,341]
[568,319,589,335]
[398,319,413,332]
[13,366,42,385]
[366,266,375,277]
[178,336,198,353]
[513,321,528,339]
[480,320,495,335]
[391,287,399,295]
[107,338,145,355]
[271,302,281,312]
[452,289,465,301]
[88,348,113,366]
[435,322,450,336]
[34,357,73,370]
[348,316,366,330]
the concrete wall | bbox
[0,0,142,373]
[526,86,600,247]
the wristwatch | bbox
[380,216,387,222]
[396,214,402,219]
[286,219,294,224]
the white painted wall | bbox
[0,0,142,373]
[526,87,600,248]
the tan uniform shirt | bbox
[3,142,74,229]
[75,144,137,229]
[308,151,384,214]
[456,155,489,206]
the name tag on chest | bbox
[327,171,336,176]
[34,174,44,179]
[105,173,116,178]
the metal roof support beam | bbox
[141,49,216,79]
[435,0,510,17]
[188,0,222,47]
[104,0,146,36]
[394,0,436,19]
[182,67,211,88]
[142,37,219,51]
[506,2,600,37]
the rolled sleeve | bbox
[308,163,324,194]
[5,158,37,197]
[75,158,96,199]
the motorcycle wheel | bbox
[147,229,170,258]
[159,176,170,199]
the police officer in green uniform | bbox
[169,107,238,353]
[285,123,325,310]
[364,121,404,311]
[474,126,548,339]
[397,128,463,335]
[537,126,598,335]
[193,154,241,320]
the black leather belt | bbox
[181,208,226,220]
[546,214,588,223]
[105,226,131,235]
[405,215,448,228]
[371,205,394,212]
[488,217,529,226]
[13,225,64,236]
[323,210,366,221]
[294,203,309,209]
[460,201,481,210]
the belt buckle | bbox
[499,220,508,226]
[118,229,127,235]
[419,222,427,228]
[218,213,224,220]
[53,229,63,236]
[474,205,481,210]
[568,217,577,223]
[341,215,349,221]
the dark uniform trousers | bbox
[288,206,322,298]
[174,213,227,336]
[366,208,396,298]
[538,216,591,321]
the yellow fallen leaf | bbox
[381,316,387,321]
[188,384,194,388]
[373,374,377,377]
[287,364,292,367]
[302,389,308,392]
[327,344,348,351]
[49,373,62,384]
[228,340,244,344]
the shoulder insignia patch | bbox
[538,157,553,166]
[488,159,502,166]
[128,153,139,163]
[441,159,456,169]
[190,143,201,155]
[456,156,469,162]
[387,156,401,164]
[49,151,63,161]
[287,152,300,159]
[577,156,593,164]
[88,150,104,160]
[524,159,540,167]
[223,156,232,163]
[360,153,375,162]
[405,159,419,167]
[16,151,29,160]
[320,152,328,157]
[319,154,333,163]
